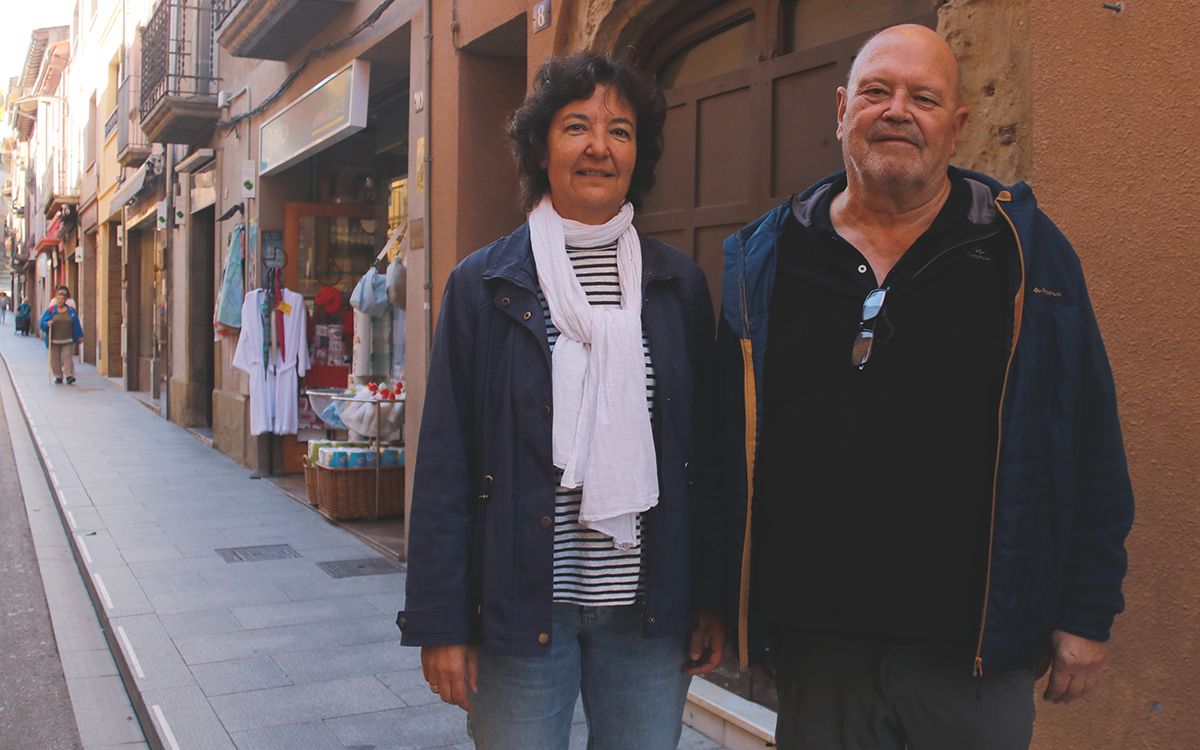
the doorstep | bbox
[264,473,407,561]
[128,389,160,416]
[185,425,214,448]
[685,678,778,750]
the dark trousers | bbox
[773,633,1035,750]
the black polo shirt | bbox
[754,172,1013,647]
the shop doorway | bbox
[124,225,158,395]
[187,206,216,427]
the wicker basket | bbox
[312,464,405,521]
[302,461,321,506]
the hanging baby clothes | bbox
[214,224,245,339]
[232,287,311,435]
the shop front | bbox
[213,18,420,551]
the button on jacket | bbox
[398,224,721,656]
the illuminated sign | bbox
[259,59,371,176]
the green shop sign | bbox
[259,59,371,176]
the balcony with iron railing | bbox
[213,0,355,61]
[117,77,152,167]
[140,0,221,146]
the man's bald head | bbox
[834,23,971,199]
[847,25,963,108]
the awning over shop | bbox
[112,161,150,208]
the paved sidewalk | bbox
[0,333,720,750]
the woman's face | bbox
[56,291,68,306]
[542,84,637,225]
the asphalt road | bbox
[0,366,83,749]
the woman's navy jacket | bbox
[717,168,1135,675]
[398,225,722,656]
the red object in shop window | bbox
[304,365,350,389]
[315,285,344,314]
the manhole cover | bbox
[215,544,301,563]
[316,558,404,579]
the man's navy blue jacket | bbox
[717,168,1135,675]
[398,225,721,655]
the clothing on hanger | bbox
[232,286,311,435]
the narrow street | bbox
[0,356,83,749]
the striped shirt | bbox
[539,242,655,606]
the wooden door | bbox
[638,31,877,311]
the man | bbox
[0,292,9,325]
[717,24,1133,750]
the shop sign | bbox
[241,160,257,198]
[532,0,552,32]
[259,59,371,177]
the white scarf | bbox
[528,196,659,549]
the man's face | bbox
[836,29,968,194]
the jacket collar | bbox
[723,167,1039,337]
[481,221,677,293]
[788,167,1006,230]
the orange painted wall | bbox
[1030,1,1200,746]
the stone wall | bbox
[938,0,1033,184]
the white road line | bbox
[151,705,181,750]
[116,626,146,679]
[49,471,60,489]
[65,510,77,530]
[75,534,93,565]
[92,573,114,610]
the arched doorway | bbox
[632,0,937,312]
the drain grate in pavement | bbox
[316,558,404,579]
[215,544,301,563]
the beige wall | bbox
[1029,0,1200,746]
[939,0,1032,184]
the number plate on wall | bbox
[533,0,551,32]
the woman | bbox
[40,286,84,384]
[399,52,725,749]
[16,297,32,336]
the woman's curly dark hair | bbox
[507,51,668,212]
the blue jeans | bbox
[468,604,692,750]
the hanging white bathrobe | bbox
[231,289,311,435]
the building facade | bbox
[3,1,1194,745]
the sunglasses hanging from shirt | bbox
[852,287,889,370]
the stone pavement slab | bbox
[1,326,728,750]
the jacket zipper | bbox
[973,192,1026,676]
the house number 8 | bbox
[533,0,551,32]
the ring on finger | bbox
[430,683,440,694]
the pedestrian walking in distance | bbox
[40,286,84,385]
[0,291,10,325]
[399,51,726,749]
[717,24,1134,750]
[15,298,32,336]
